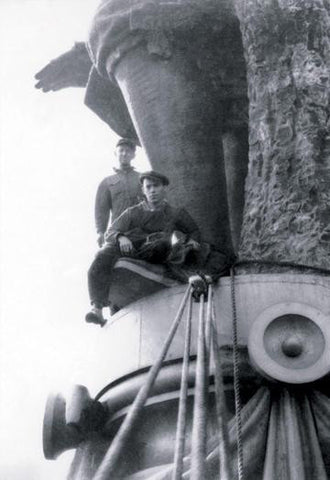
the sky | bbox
[0,1,149,478]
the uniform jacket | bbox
[95,167,142,234]
[105,200,201,246]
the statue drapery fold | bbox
[131,386,330,480]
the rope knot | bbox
[189,274,212,301]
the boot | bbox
[85,305,107,327]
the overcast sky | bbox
[0,1,149,478]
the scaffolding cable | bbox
[211,317,232,480]
[190,293,208,480]
[205,282,213,361]
[92,285,192,480]
[172,291,193,480]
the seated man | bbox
[86,170,201,326]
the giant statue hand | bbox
[35,42,92,92]
[34,40,139,143]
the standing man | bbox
[95,138,142,247]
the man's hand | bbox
[97,233,105,248]
[118,235,134,255]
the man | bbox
[95,138,142,247]
[86,171,201,326]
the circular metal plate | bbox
[248,303,330,383]
[43,393,66,460]
[43,393,81,460]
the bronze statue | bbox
[35,0,249,254]
[38,1,330,479]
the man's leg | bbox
[86,243,121,325]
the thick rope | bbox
[92,285,192,480]
[230,267,244,480]
[190,294,208,480]
[172,291,193,480]
[205,283,213,359]
[211,299,232,480]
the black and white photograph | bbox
[1,1,330,479]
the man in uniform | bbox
[95,138,142,247]
[86,170,201,326]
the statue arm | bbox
[34,42,92,92]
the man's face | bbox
[142,178,166,204]
[115,145,135,169]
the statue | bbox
[35,0,249,253]
[37,1,330,479]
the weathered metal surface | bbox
[64,372,330,479]
[44,272,330,476]
[235,0,330,267]
[113,44,233,250]
[82,274,330,392]
[36,1,330,478]
[248,303,330,383]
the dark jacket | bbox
[95,167,142,234]
[105,200,201,246]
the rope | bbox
[211,298,232,480]
[205,283,213,359]
[190,293,208,480]
[230,267,244,480]
[92,285,192,480]
[172,291,193,480]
